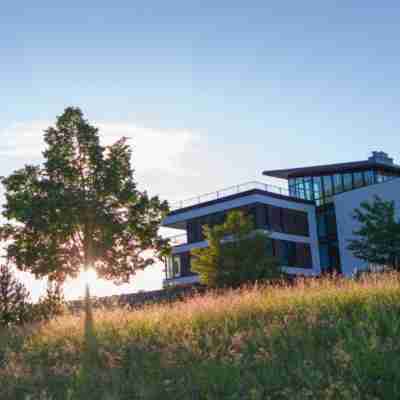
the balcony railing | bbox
[170,181,291,211]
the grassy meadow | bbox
[1,273,400,399]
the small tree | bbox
[348,195,400,270]
[191,211,281,288]
[0,264,30,326]
[0,107,169,284]
[34,282,65,321]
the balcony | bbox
[165,233,188,247]
[170,181,292,211]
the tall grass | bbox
[1,273,400,399]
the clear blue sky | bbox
[2,1,400,298]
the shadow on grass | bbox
[72,284,105,399]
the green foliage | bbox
[2,274,400,398]
[34,282,66,322]
[0,264,30,327]
[191,211,281,288]
[0,107,170,284]
[348,195,400,270]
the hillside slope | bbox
[2,274,400,399]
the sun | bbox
[80,267,98,287]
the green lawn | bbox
[2,273,400,399]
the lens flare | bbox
[81,268,98,287]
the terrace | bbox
[169,180,311,211]
[164,181,313,247]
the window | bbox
[287,241,297,266]
[281,209,291,234]
[317,213,327,238]
[187,219,202,243]
[333,174,343,194]
[266,239,274,256]
[295,178,306,199]
[313,176,322,200]
[319,244,330,271]
[265,205,270,228]
[304,178,313,200]
[288,178,297,197]
[166,255,182,279]
[276,240,312,268]
[274,208,309,236]
[296,243,312,268]
[269,206,282,232]
[279,241,290,266]
[353,171,364,188]
[326,207,337,237]
[364,170,375,186]
[294,211,309,236]
[328,243,340,271]
[172,255,181,277]
[322,175,333,197]
[343,173,353,191]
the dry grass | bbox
[2,273,400,399]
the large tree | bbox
[191,211,281,288]
[0,107,169,284]
[348,195,400,270]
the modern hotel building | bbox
[162,151,400,287]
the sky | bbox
[2,1,400,300]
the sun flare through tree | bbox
[0,107,170,289]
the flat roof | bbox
[263,160,400,180]
[166,188,313,219]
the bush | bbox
[0,264,31,327]
[192,211,282,288]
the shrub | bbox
[0,264,31,327]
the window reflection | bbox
[296,177,305,199]
[323,175,333,197]
[343,173,352,191]
[304,178,313,200]
[288,168,398,202]
[313,177,322,200]
[333,174,343,194]
[353,171,364,188]
[364,170,374,185]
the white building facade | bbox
[162,151,400,286]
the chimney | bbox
[368,151,394,165]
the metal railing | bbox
[170,181,291,211]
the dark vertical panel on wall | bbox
[255,204,267,229]
[297,212,309,236]
[187,220,195,243]
[269,206,283,232]
[180,252,191,276]
[287,241,297,266]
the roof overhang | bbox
[263,160,400,180]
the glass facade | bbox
[288,168,400,205]
[187,204,309,244]
[271,239,313,269]
[287,167,400,274]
